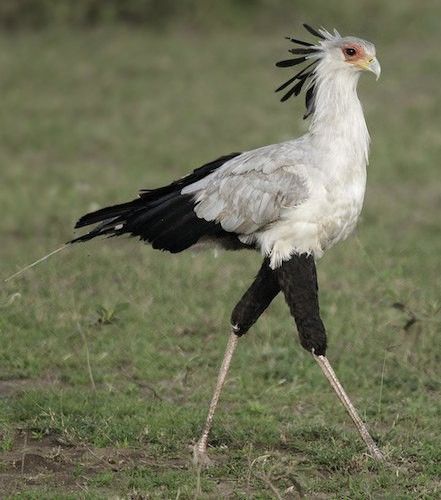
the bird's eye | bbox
[344,47,357,57]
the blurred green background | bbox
[0,1,440,498]
[0,0,437,36]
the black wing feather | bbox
[70,153,250,253]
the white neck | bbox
[308,61,370,166]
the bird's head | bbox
[276,25,380,118]
[321,35,380,80]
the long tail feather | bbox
[4,245,69,283]
[5,152,243,282]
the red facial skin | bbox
[341,43,367,63]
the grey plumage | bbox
[182,142,310,237]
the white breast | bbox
[256,163,367,268]
[318,168,367,251]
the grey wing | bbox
[181,143,310,235]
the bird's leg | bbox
[194,259,280,466]
[193,331,238,466]
[276,254,384,461]
[314,354,385,461]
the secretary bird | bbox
[6,25,384,463]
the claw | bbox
[193,442,214,467]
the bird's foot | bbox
[192,441,213,467]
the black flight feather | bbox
[70,153,251,253]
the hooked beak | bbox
[363,57,381,80]
[355,56,381,80]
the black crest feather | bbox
[289,47,320,55]
[285,36,313,47]
[303,85,316,119]
[275,24,323,119]
[275,56,307,68]
[303,23,326,39]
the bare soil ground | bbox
[1,428,183,497]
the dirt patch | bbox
[0,429,188,496]
[0,377,191,495]
[0,376,61,398]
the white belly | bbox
[318,189,365,251]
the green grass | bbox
[1,6,441,498]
